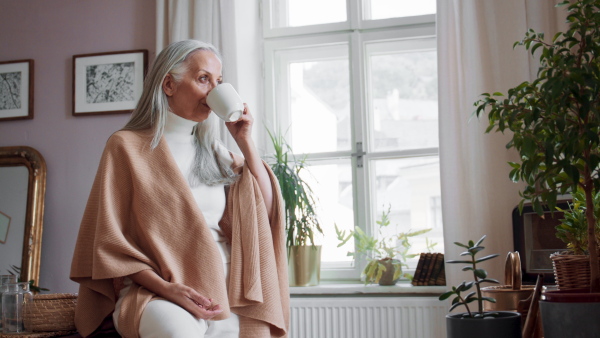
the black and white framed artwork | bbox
[72,50,147,116]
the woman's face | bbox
[163,50,223,122]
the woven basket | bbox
[550,253,599,290]
[24,293,77,332]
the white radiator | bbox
[289,297,447,338]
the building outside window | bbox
[262,0,442,281]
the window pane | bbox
[365,0,436,20]
[371,156,444,269]
[300,160,355,267]
[289,56,351,153]
[367,45,438,152]
[271,0,347,28]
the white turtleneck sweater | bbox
[163,112,233,241]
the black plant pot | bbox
[446,311,522,338]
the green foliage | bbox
[9,265,49,294]
[267,129,323,247]
[473,0,600,291]
[474,0,600,214]
[439,236,500,318]
[556,187,600,255]
[336,205,431,284]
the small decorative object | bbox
[267,129,324,286]
[2,282,33,334]
[0,59,33,121]
[0,275,17,331]
[439,236,522,338]
[72,50,148,116]
[480,251,537,332]
[336,205,431,285]
[412,252,446,286]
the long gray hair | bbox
[123,39,237,186]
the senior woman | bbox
[70,40,289,338]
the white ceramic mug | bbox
[206,83,244,122]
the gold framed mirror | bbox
[0,146,46,286]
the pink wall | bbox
[0,0,156,292]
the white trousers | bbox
[138,299,239,338]
[113,240,239,338]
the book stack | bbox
[411,252,446,286]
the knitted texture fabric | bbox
[70,129,289,338]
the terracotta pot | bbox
[540,289,600,338]
[446,311,522,338]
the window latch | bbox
[351,142,367,168]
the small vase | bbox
[2,282,33,333]
[0,275,17,331]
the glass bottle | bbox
[2,282,33,333]
[0,275,17,331]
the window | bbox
[263,0,442,281]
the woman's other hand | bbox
[129,270,223,320]
[161,282,223,320]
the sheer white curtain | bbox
[437,0,567,290]
[156,0,239,147]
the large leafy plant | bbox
[267,129,323,247]
[474,0,600,292]
[439,236,499,318]
[336,206,431,284]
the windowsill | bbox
[290,281,446,297]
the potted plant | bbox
[267,129,324,286]
[555,186,600,257]
[473,0,600,335]
[336,205,430,285]
[439,236,522,338]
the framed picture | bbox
[73,49,148,116]
[0,59,34,121]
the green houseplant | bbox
[473,1,600,335]
[439,236,522,338]
[474,0,600,293]
[267,129,324,286]
[555,187,600,256]
[336,206,430,285]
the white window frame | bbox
[262,0,438,282]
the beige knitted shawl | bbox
[70,129,289,337]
